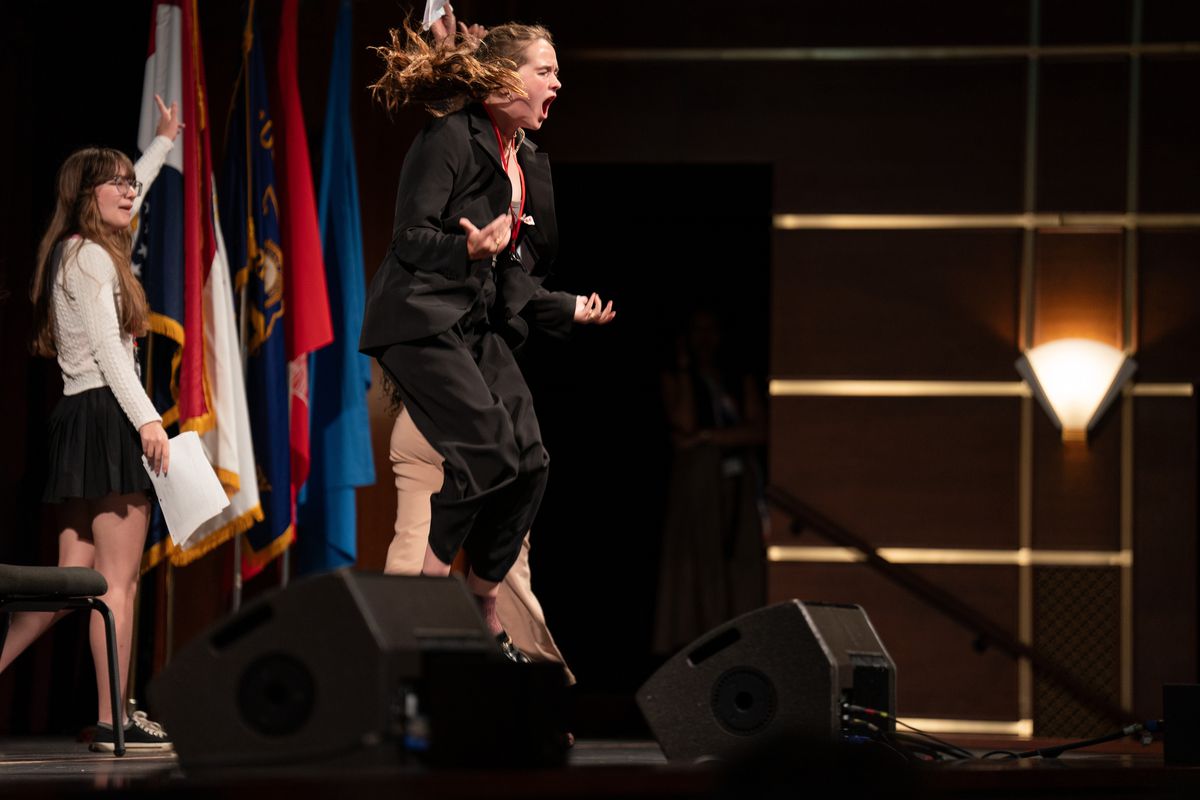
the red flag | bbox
[179,0,209,428]
[274,0,334,511]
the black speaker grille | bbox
[711,668,777,735]
[237,652,317,737]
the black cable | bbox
[892,738,949,762]
[845,703,1164,763]
[1015,721,1162,759]
[981,750,1019,759]
[845,705,973,760]
[891,730,972,761]
[873,736,916,767]
[893,721,974,760]
[844,718,934,765]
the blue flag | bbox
[295,0,376,575]
[221,4,293,575]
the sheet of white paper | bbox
[422,0,448,31]
[142,431,231,547]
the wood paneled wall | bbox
[511,0,1199,732]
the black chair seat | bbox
[0,564,108,599]
[0,563,124,754]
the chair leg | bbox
[91,599,125,757]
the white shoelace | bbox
[129,710,169,738]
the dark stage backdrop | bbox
[521,163,771,732]
[4,0,1200,742]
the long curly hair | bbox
[370,21,554,116]
[30,147,149,357]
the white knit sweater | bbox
[52,135,174,431]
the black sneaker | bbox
[496,631,533,664]
[90,713,173,753]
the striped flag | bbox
[135,0,261,570]
[273,0,334,517]
[221,0,293,577]
[295,0,375,574]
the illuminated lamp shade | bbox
[1015,338,1137,443]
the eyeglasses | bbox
[102,176,144,197]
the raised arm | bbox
[131,95,182,219]
[429,3,487,50]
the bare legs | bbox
[89,493,149,725]
[420,544,452,577]
[0,502,90,673]
[0,493,149,726]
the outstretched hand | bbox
[460,214,512,260]
[430,3,487,50]
[574,292,616,325]
[154,94,183,141]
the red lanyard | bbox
[485,108,525,252]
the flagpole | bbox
[126,574,142,723]
[233,4,250,616]
[232,536,243,611]
[165,561,176,659]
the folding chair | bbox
[0,564,125,756]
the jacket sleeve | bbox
[390,125,477,282]
[520,287,576,340]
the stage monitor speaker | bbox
[148,570,497,767]
[636,600,895,762]
[1164,683,1200,765]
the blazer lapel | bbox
[519,143,558,268]
[468,104,506,174]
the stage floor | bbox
[1,736,1196,799]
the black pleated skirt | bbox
[42,386,154,504]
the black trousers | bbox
[379,324,550,583]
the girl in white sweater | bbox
[0,96,180,752]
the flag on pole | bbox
[273,0,334,518]
[296,0,375,574]
[135,0,261,570]
[221,0,293,577]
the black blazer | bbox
[360,104,573,355]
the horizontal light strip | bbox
[772,213,1200,230]
[768,546,1132,567]
[770,380,1192,398]
[899,717,1034,737]
[770,380,1030,397]
[1132,383,1194,397]
[572,43,1200,62]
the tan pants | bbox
[386,408,574,683]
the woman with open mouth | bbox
[361,8,614,665]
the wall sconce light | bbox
[1015,338,1137,443]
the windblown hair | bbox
[30,147,149,357]
[370,21,554,116]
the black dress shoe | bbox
[496,631,533,664]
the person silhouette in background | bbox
[653,308,768,654]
